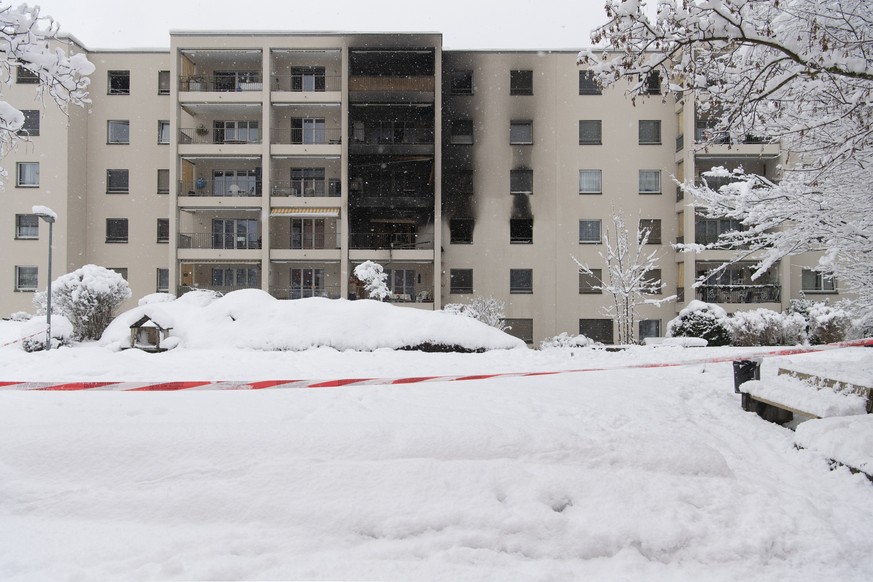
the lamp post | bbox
[33,207,56,351]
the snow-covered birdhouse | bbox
[128,315,173,352]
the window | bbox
[291,168,326,196]
[639,120,661,145]
[510,269,533,294]
[108,70,130,95]
[214,120,259,144]
[158,120,170,144]
[106,169,129,193]
[213,169,259,197]
[291,67,326,92]
[157,169,170,194]
[447,170,474,195]
[510,218,533,244]
[156,268,169,293]
[639,170,662,194]
[450,70,473,95]
[157,219,169,243]
[386,269,416,296]
[580,318,614,344]
[15,214,38,239]
[450,269,473,294]
[291,218,326,249]
[579,270,602,294]
[16,67,39,84]
[290,268,324,298]
[16,162,39,187]
[579,219,601,243]
[108,120,130,144]
[450,218,474,244]
[450,119,474,144]
[212,218,259,249]
[109,268,128,281]
[644,71,661,95]
[510,70,533,95]
[215,70,261,92]
[19,110,39,136]
[510,169,533,194]
[579,120,602,145]
[578,70,602,95]
[639,319,661,340]
[510,121,533,145]
[106,218,129,243]
[15,266,38,291]
[801,269,837,293]
[504,318,534,344]
[158,70,170,94]
[639,219,662,244]
[643,269,663,294]
[695,215,744,245]
[291,117,325,144]
[578,170,602,194]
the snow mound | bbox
[740,376,868,418]
[102,290,525,352]
[796,415,873,476]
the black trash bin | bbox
[733,359,761,393]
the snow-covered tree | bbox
[579,0,873,312]
[34,264,131,341]
[444,296,510,332]
[353,261,390,301]
[574,212,675,344]
[0,4,93,163]
[666,300,732,346]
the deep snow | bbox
[1,310,872,580]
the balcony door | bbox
[213,169,260,196]
[291,67,326,92]
[292,118,325,144]
[290,267,324,298]
[212,218,259,250]
[290,218,326,249]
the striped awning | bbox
[270,207,340,218]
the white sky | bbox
[40,0,618,51]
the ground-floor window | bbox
[290,268,324,299]
[580,318,613,344]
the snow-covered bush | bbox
[789,299,852,345]
[539,332,594,349]
[138,292,176,306]
[666,301,731,346]
[353,261,389,301]
[727,309,806,346]
[20,314,73,352]
[444,296,509,332]
[5,311,31,322]
[34,265,131,341]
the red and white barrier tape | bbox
[1,338,870,392]
[0,329,45,349]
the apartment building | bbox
[3,31,844,344]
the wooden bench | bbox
[740,374,870,425]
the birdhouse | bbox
[128,315,173,352]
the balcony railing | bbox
[694,129,771,145]
[349,232,433,250]
[271,127,342,145]
[350,122,434,145]
[178,284,260,296]
[271,74,341,92]
[179,128,261,145]
[271,180,340,197]
[349,76,435,92]
[179,179,262,197]
[179,74,264,93]
[270,285,341,300]
[272,232,342,250]
[695,284,781,304]
[178,232,261,250]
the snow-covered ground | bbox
[1,303,872,581]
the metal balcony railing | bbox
[272,232,342,250]
[178,232,261,250]
[271,74,342,92]
[179,179,262,197]
[695,284,781,304]
[350,122,434,145]
[271,179,341,197]
[271,127,342,145]
[179,74,264,93]
[349,232,434,250]
[178,127,261,145]
[270,285,341,300]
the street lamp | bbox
[32,206,56,351]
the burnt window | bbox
[510,269,533,294]
[108,70,130,95]
[510,70,533,95]
[450,70,473,95]
[510,169,533,194]
[510,218,533,244]
[450,218,474,244]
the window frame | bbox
[449,269,473,294]
[579,269,602,294]
[107,120,130,144]
[639,219,662,244]
[580,318,614,344]
[509,120,533,145]
[510,169,533,195]
[15,214,39,240]
[510,218,533,244]
[108,70,130,95]
[510,69,533,95]
[578,169,602,194]
[639,319,661,340]
[639,170,662,194]
[157,169,170,194]
[450,119,474,145]
[156,268,169,293]
[450,70,473,95]
[643,269,663,295]
[106,218,129,244]
[510,268,533,294]
[16,67,39,84]
[578,70,602,95]
[15,265,38,292]
[801,269,837,293]
[106,169,130,194]
[109,267,128,281]
[449,218,474,244]
[578,120,602,145]
[504,318,534,344]
[579,219,602,244]
[16,162,39,187]
[157,218,170,243]
[639,120,662,145]
[158,120,170,144]
[158,70,171,95]
[18,110,39,136]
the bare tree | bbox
[579,0,873,312]
[0,3,94,175]
[574,212,675,344]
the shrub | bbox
[727,309,806,346]
[5,311,31,322]
[539,332,594,349]
[20,314,73,352]
[444,296,509,332]
[789,298,852,345]
[666,300,731,346]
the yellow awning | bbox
[270,207,340,218]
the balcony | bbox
[179,178,262,198]
[349,232,433,251]
[272,74,341,93]
[179,73,264,93]
[178,232,261,250]
[179,127,261,145]
[269,285,341,300]
[271,179,341,198]
[271,231,341,251]
[349,121,434,155]
[695,284,782,304]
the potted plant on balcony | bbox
[188,75,204,91]
[195,124,209,137]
